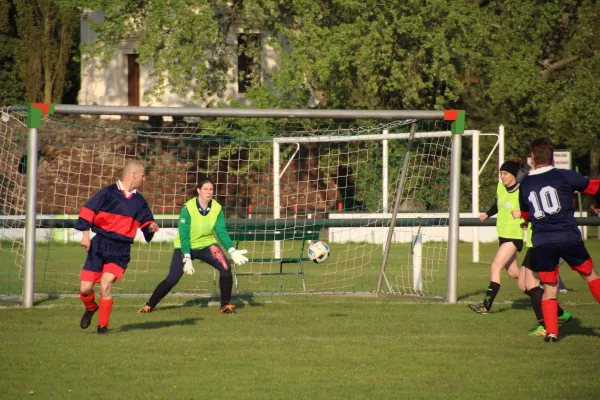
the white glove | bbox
[230,249,248,266]
[182,255,195,275]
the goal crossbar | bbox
[273,130,476,144]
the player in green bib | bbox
[138,177,249,314]
[469,161,524,314]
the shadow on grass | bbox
[487,298,532,314]
[33,294,63,306]
[500,301,600,339]
[119,317,201,332]
[558,318,600,340]
[151,293,264,312]
[457,289,486,302]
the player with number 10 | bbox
[519,138,600,342]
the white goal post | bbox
[272,127,481,300]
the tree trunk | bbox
[43,13,54,104]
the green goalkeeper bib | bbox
[174,198,222,250]
[496,182,524,240]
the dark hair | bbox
[197,176,215,190]
[530,137,554,166]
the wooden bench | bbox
[229,226,323,292]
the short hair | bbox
[530,137,554,166]
[197,176,215,190]
[123,160,145,177]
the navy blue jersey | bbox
[519,166,600,246]
[74,182,155,243]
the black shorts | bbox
[521,247,533,269]
[499,237,523,252]
[531,242,593,283]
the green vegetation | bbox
[0,0,80,104]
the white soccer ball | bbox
[307,241,330,263]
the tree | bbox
[463,0,600,177]
[12,0,80,103]
[251,0,492,111]
[0,0,25,104]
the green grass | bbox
[1,241,600,399]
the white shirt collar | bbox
[528,165,554,176]
[117,180,137,196]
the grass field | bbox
[1,241,600,399]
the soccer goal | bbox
[0,104,465,306]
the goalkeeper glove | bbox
[182,255,195,275]
[229,248,249,265]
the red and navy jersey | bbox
[75,182,156,243]
[519,166,600,246]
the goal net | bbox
[0,106,457,299]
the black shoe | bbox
[80,307,98,329]
[544,333,558,343]
[97,326,108,335]
[468,303,489,314]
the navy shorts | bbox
[81,235,131,282]
[531,241,593,283]
[521,248,533,269]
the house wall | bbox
[78,10,279,110]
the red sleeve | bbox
[74,189,107,231]
[519,190,530,221]
[583,180,600,196]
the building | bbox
[77,10,280,111]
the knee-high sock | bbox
[541,299,558,337]
[527,287,565,327]
[80,292,98,312]
[589,278,600,303]
[525,288,544,325]
[147,280,176,309]
[220,276,233,307]
[98,297,114,328]
[483,282,500,311]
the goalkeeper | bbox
[138,177,248,314]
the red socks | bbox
[541,299,558,337]
[79,292,98,312]
[589,278,600,303]
[80,293,114,328]
[98,297,114,328]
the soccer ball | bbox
[307,241,330,263]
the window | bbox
[237,34,261,94]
